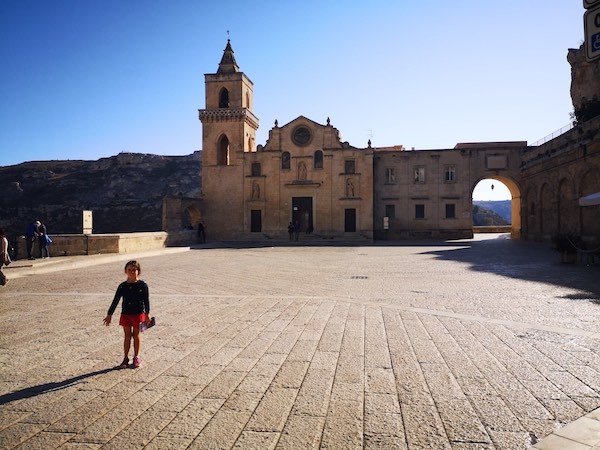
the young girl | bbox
[103,260,150,368]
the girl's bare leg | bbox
[123,326,133,358]
[133,326,141,357]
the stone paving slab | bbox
[1,235,600,449]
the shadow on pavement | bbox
[421,235,600,301]
[0,367,118,405]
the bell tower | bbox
[199,40,260,239]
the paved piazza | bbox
[1,234,600,449]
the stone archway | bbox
[472,175,522,238]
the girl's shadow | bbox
[0,366,119,405]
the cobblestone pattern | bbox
[1,236,599,449]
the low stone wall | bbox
[14,232,176,260]
[473,226,512,233]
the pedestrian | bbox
[197,221,206,244]
[294,220,300,241]
[0,228,11,286]
[25,220,40,260]
[103,260,151,369]
[287,222,294,241]
[38,220,51,258]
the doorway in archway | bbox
[473,179,512,226]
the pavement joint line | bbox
[341,298,600,339]
[12,290,599,339]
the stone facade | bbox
[373,142,524,240]
[191,41,599,245]
[521,114,600,244]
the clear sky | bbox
[0,1,585,201]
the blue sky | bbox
[0,1,585,199]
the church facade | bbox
[197,40,532,242]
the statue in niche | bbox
[252,181,260,199]
[346,179,355,197]
[298,161,307,181]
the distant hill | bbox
[0,152,201,242]
[473,200,511,226]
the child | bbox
[103,260,150,368]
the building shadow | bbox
[420,235,600,301]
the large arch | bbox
[472,175,522,238]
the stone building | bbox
[162,40,599,245]
[199,40,374,241]
[373,142,524,240]
[196,40,532,242]
[519,44,600,247]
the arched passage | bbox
[472,176,522,238]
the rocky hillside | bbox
[473,200,511,224]
[0,152,201,242]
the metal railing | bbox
[529,122,575,147]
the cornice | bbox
[199,108,259,129]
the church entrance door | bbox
[292,197,313,234]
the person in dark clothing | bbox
[103,260,151,369]
[287,222,294,241]
[25,220,40,260]
[197,222,206,244]
[294,220,300,242]
[38,221,50,258]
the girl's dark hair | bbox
[124,260,141,273]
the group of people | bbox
[288,220,313,241]
[25,220,51,260]
[0,220,51,286]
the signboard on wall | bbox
[585,4,600,61]
[83,210,93,235]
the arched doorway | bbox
[472,176,521,238]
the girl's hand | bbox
[103,315,112,326]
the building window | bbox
[314,150,323,169]
[217,135,230,166]
[282,151,291,170]
[445,204,456,219]
[444,166,456,182]
[414,166,425,183]
[345,160,356,174]
[385,204,395,219]
[415,204,425,219]
[219,88,229,108]
[251,162,261,176]
[385,168,396,184]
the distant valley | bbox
[473,200,511,226]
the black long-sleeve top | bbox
[107,280,150,316]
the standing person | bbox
[25,220,40,260]
[294,220,300,242]
[38,221,50,258]
[197,221,206,244]
[287,222,294,241]
[0,229,10,286]
[103,260,151,369]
